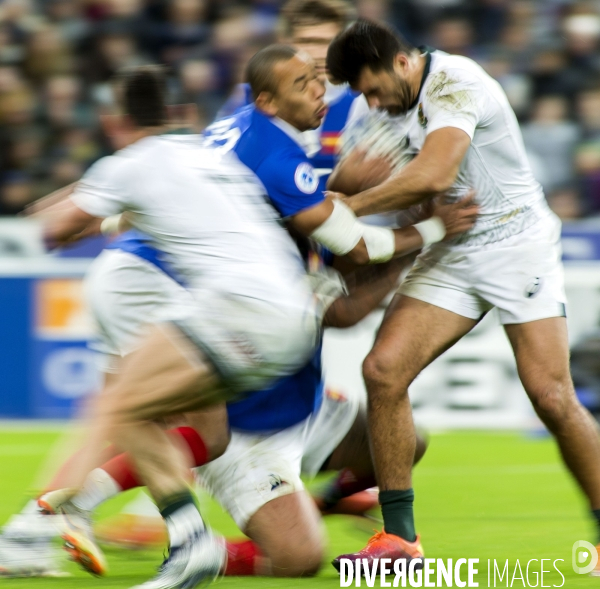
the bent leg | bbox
[243,491,324,577]
[505,318,600,509]
[63,323,227,501]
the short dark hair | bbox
[245,44,298,98]
[280,0,354,38]
[116,65,168,127]
[327,19,416,86]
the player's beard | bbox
[384,76,414,116]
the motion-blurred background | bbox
[3,0,600,426]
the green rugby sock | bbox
[380,489,416,542]
[591,508,600,544]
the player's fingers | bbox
[458,190,476,207]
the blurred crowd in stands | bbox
[1,0,600,221]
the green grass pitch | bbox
[0,428,597,588]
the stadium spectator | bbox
[0,0,600,218]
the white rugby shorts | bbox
[399,214,567,324]
[85,249,319,392]
[196,386,360,529]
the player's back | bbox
[74,134,310,308]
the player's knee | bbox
[363,351,408,400]
[528,379,575,427]
[270,541,323,577]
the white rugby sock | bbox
[71,468,122,512]
[164,503,205,548]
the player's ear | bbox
[393,52,409,74]
[99,113,121,139]
[255,91,278,116]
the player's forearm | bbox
[392,225,426,258]
[346,163,439,217]
[324,259,406,328]
[41,199,101,248]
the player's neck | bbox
[409,53,427,105]
[122,126,168,148]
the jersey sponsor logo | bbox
[294,163,318,194]
[525,277,542,298]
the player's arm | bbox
[323,257,407,328]
[289,190,478,265]
[343,127,472,216]
[30,155,129,248]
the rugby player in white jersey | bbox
[324,19,600,568]
[36,66,323,589]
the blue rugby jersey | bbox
[213,82,362,182]
[204,105,326,217]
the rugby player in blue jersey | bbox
[218,0,372,184]
[204,44,477,265]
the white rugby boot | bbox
[131,529,226,589]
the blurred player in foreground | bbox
[31,66,322,589]
[12,244,425,580]
[326,20,600,571]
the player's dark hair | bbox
[327,19,416,86]
[280,0,355,38]
[116,65,168,128]
[245,44,298,97]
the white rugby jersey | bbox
[393,50,553,247]
[71,134,311,308]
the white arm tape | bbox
[413,216,446,246]
[309,199,363,256]
[100,214,122,236]
[362,224,395,263]
[309,199,396,262]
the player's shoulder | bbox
[82,152,131,186]
[426,52,488,90]
[421,51,490,112]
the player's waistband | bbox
[448,202,551,248]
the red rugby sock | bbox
[100,426,210,492]
[223,539,262,576]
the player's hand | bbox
[434,191,479,239]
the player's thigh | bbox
[100,323,227,423]
[244,491,324,577]
[504,317,572,396]
[365,294,478,388]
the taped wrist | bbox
[361,224,395,262]
[309,199,396,262]
[100,214,122,236]
[309,200,363,255]
[413,216,446,246]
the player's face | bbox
[271,54,326,131]
[290,22,342,83]
[355,64,414,115]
